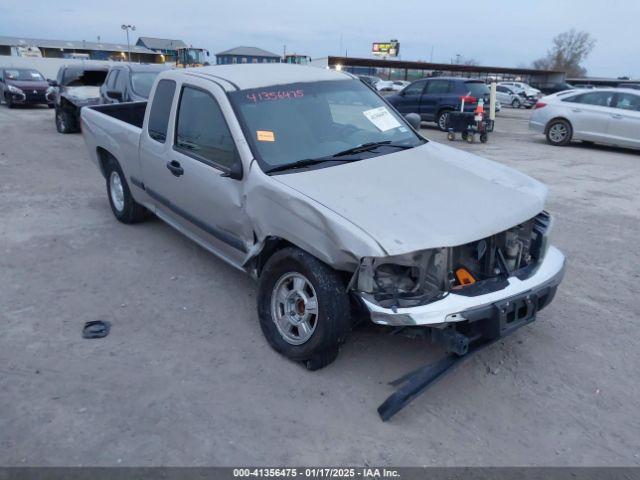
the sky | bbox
[2,0,639,78]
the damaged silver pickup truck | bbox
[81,64,565,374]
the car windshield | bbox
[464,82,490,96]
[131,72,160,98]
[5,69,44,81]
[229,79,424,173]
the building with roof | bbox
[215,46,280,65]
[311,56,566,85]
[135,37,187,63]
[0,35,162,63]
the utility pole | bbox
[121,24,136,62]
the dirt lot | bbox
[1,105,639,466]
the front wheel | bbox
[257,247,351,370]
[436,110,451,131]
[511,98,521,109]
[546,119,572,146]
[55,108,78,133]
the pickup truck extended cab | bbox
[81,64,565,371]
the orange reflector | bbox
[455,267,476,286]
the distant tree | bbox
[532,29,596,77]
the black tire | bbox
[480,133,488,143]
[436,110,451,131]
[104,156,146,224]
[6,95,14,109]
[545,119,572,146]
[461,131,469,141]
[257,247,351,370]
[511,98,521,109]
[55,108,78,134]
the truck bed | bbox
[87,101,147,129]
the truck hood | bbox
[273,141,547,256]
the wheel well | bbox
[96,147,115,179]
[252,237,295,277]
[545,116,573,135]
[437,107,453,118]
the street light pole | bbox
[121,24,136,62]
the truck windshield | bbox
[228,80,424,173]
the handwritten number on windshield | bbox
[246,89,304,103]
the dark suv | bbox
[386,77,497,131]
[100,64,168,104]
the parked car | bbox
[376,80,410,92]
[387,77,501,131]
[50,65,108,133]
[530,88,640,149]
[495,85,534,109]
[571,84,596,89]
[529,82,574,95]
[100,64,169,104]
[0,68,53,108]
[81,64,564,370]
[498,81,540,97]
[620,83,640,90]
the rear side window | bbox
[464,82,490,96]
[614,93,640,111]
[404,80,427,95]
[426,80,450,94]
[174,86,238,170]
[106,70,119,90]
[147,79,176,143]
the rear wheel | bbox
[437,110,451,131]
[546,119,572,146]
[257,247,351,370]
[104,156,146,224]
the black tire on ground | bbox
[511,98,521,109]
[257,247,351,370]
[480,133,488,143]
[55,108,78,134]
[104,156,146,224]
[436,110,451,131]
[6,95,14,108]
[545,119,573,146]
[461,131,468,141]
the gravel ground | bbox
[1,104,639,466]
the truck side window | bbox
[174,86,239,170]
[148,79,176,143]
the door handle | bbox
[571,108,582,113]
[166,160,184,177]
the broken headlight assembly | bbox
[355,249,449,309]
[354,211,553,309]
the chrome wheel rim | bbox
[270,272,318,345]
[438,112,449,130]
[109,171,125,212]
[549,123,568,143]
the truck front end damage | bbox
[352,211,565,329]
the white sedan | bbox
[529,88,640,149]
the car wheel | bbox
[6,95,14,108]
[104,156,147,224]
[257,247,351,370]
[546,119,572,146]
[437,110,451,131]
[55,108,77,134]
[511,98,521,109]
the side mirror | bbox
[107,90,123,101]
[220,160,243,181]
[48,79,58,87]
[404,113,421,130]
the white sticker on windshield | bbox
[362,106,402,132]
